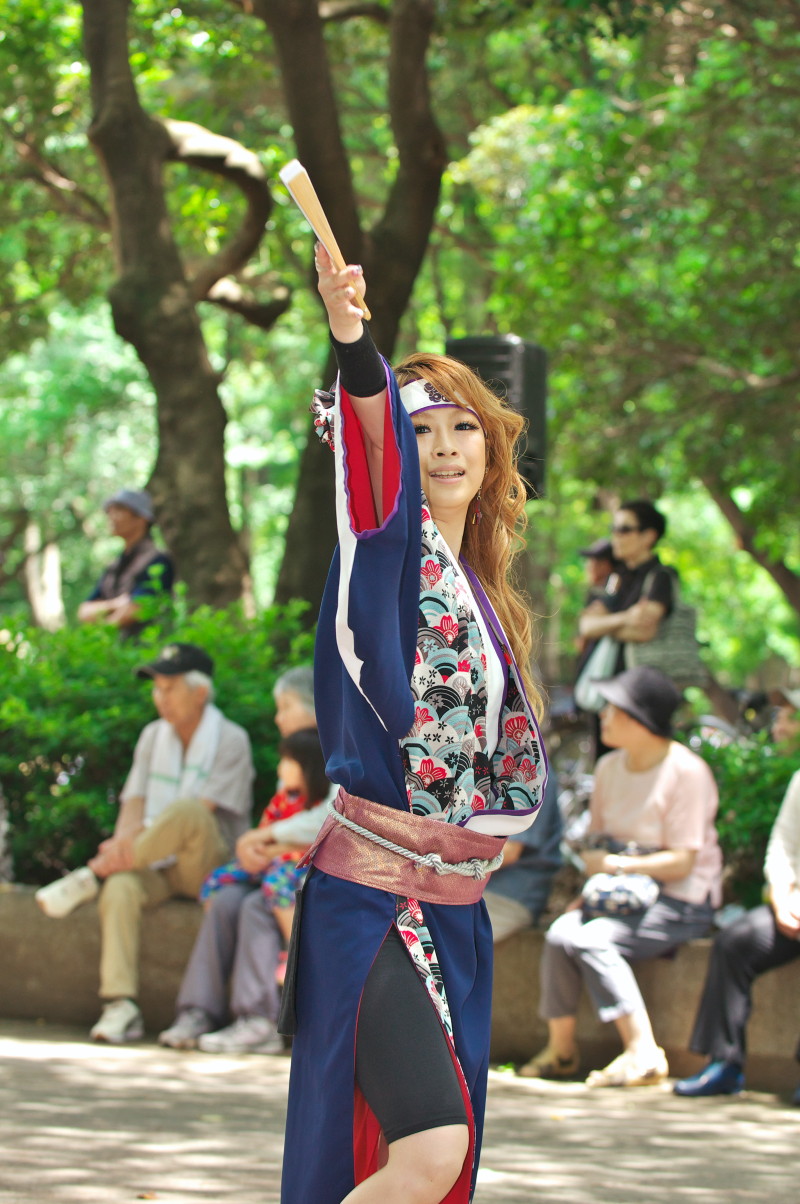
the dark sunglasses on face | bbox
[612,524,641,535]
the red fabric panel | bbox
[339,387,402,534]
[340,390,378,533]
[440,1049,475,1204]
[353,1084,383,1184]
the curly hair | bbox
[393,351,542,718]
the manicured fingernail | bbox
[351,265,363,276]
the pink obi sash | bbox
[307,788,504,905]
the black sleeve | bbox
[329,326,386,397]
[643,566,674,616]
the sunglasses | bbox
[611,524,641,535]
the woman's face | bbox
[412,406,486,530]
[599,702,638,748]
[274,690,316,737]
[611,508,655,568]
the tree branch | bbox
[672,353,800,391]
[702,478,800,615]
[163,119,273,302]
[2,119,109,229]
[319,1,389,21]
[204,277,292,329]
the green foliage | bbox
[433,11,800,540]
[404,3,799,684]
[0,600,314,883]
[2,0,796,702]
[689,735,799,908]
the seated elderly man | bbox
[158,664,329,1055]
[519,666,722,1088]
[36,642,254,1044]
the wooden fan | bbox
[279,159,371,320]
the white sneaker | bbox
[90,998,144,1044]
[158,1008,215,1050]
[35,867,99,918]
[198,1015,283,1055]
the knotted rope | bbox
[326,801,504,880]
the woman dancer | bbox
[280,247,547,1204]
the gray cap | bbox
[104,489,154,522]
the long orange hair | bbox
[394,352,542,718]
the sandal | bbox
[518,1043,580,1080]
[585,1047,669,1088]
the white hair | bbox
[183,670,215,702]
[273,665,314,712]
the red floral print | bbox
[436,615,459,644]
[421,558,443,588]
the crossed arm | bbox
[579,597,666,644]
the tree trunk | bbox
[23,521,66,631]
[268,0,447,613]
[81,0,249,606]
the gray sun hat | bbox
[593,665,682,738]
[104,489,154,522]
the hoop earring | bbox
[472,488,482,525]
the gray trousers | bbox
[176,883,282,1024]
[539,896,713,1023]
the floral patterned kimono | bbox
[280,362,546,1204]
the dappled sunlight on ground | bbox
[1,1022,797,1202]
[479,1068,798,1202]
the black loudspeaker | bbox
[444,334,547,499]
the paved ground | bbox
[1,1019,797,1203]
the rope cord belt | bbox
[326,800,504,880]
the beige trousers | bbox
[98,797,228,1000]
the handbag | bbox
[624,572,707,688]
[574,635,620,712]
[581,871,660,919]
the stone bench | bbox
[0,884,202,1033]
[491,925,800,1093]
[1,885,797,1091]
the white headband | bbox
[399,378,480,422]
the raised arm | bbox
[315,245,389,520]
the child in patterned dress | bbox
[200,727,328,943]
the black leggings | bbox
[355,927,468,1144]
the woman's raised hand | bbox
[315,242,366,344]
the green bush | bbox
[0,600,315,883]
[687,735,799,908]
